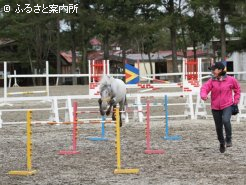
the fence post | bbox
[46,61,49,96]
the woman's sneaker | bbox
[226,141,232,147]
[220,144,226,153]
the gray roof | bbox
[111,51,182,63]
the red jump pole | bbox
[144,100,165,154]
[59,101,80,155]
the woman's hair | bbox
[219,70,227,76]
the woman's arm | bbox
[200,79,213,100]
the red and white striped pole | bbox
[59,101,80,155]
[144,100,165,154]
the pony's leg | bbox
[112,105,116,121]
[119,101,126,120]
[119,101,124,127]
[98,98,104,116]
[119,112,122,127]
[106,104,112,116]
[106,98,115,116]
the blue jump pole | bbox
[87,116,108,141]
[162,95,182,140]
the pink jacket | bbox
[200,75,241,110]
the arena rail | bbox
[1,91,245,128]
[0,92,194,127]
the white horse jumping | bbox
[98,75,127,127]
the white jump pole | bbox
[4,62,7,100]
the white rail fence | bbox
[1,60,246,127]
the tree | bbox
[91,0,118,60]
[129,1,164,75]
[160,0,180,82]
[211,0,246,59]
[77,1,95,84]
[226,0,246,52]
[185,0,215,60]
[0,0,58,85]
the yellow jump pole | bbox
[114,107,139,174]
[8,110,37,176]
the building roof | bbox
[111,50,184,63]
[60,51,79,63]
[83,49,213,64]
[90,38,102,46]
[0,38,15,46]
[87,51,104,60]
[210,37,241,42]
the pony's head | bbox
[100,84,112,112]
[99,76,113,113]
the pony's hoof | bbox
[109,98,116,105]
[100,110,105,116]
[106,111,111,116]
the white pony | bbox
[98,75,127,127]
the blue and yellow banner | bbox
[125,64,139,84]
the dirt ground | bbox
[0,83,246,185]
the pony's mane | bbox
[99,75,114,90]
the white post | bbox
[49,97,59,123]
[124,103,129,123]
[64,96,73,122]
[14,70,17,86]
[88,60,92,96]
[237,93,246,123]
[46,61,49,96]
[198,58,202,86]
[54,97,59,123]
[0,111,2,128]
[103,60,106,75]
[137,95,143,123]
[92,60,95,82]
[88,60,91,84]
[182,58,186,92]
[4,62,7,99]
[106,60,110,75]
[67,96,73,123]
[56,77,59,86]
[195,93,207,119]
[8,77,11,88]
[189,93,195,119]
[12,70,19,87]
[125,111,129,123]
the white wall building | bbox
[227,52,246,81]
